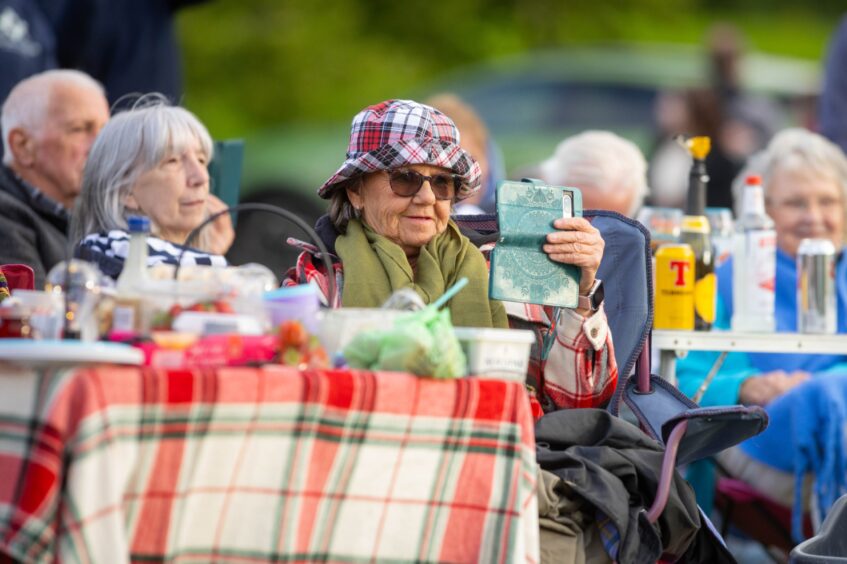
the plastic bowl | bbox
[151,331,199,350]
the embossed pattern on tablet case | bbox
[489,180,582,307]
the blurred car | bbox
[229,42,820,275]
[426,42,819,170]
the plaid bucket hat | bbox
[317,99,481,200]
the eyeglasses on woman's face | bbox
[385,169,461,201]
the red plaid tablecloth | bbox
[0,364,538,563]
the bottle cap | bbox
[686,136,711,160]
[127,215,151,233]
[745,174,762,185]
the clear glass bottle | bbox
[731,175,776,332]
[680,215,715,330]
[113,215,151,333]
[680,136,716,331]
[706,207,734,268]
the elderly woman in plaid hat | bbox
[285,99,616,416]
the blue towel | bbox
[682,249,847,538]
[742,374,847,541]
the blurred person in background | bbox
[0,69,108,288]
[46,0,210,107]
[72,98,232,278]
[647,24,781,211]
[426,93,504,215]
[707,24,781,142]
[0,0,57,162]
[284,99,616,416]
[647,90,691,209]
[648,89,727,209]
[538,130,649,217]
[820,14,847,155]
[0,0,56,125]
[677,128,847,510]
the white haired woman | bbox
[284,99,617,416]
[539,130,649,218]
[71,98,233,278]
[677,128,847,516]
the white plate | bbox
[0,339,144,367]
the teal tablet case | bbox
[489,179,583,308]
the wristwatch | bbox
[577,278,604,313]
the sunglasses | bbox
[385,169,462,201]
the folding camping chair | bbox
[714,474,813,554]
[455,209,769,561]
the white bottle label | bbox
[732,228,777,332]
[743,230,776,315]
[713,235,733,268]
[112,305,136,333]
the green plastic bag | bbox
[343,306,467,378]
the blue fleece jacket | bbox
[676,248,847,413]
[677,249,847,539]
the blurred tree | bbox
[176,0,841,138]
[176,0,843,274]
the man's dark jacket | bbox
[0,166,69,288]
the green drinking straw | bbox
[430,277,468,311]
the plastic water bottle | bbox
[113,215,151,332]
[731,175,776,332]
[706,207,734,268]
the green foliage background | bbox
[177,0,844,140]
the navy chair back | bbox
[454,210,767,467]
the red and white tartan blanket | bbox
[0,364,539,563]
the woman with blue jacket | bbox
[677,128,847,529]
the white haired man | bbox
[539,130,649,217]
[0,69,109,287]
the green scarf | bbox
[336,219,508,328]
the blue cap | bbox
[127,215,151,233]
